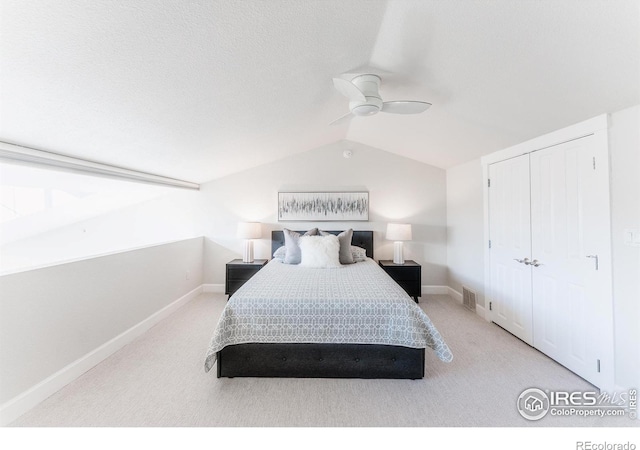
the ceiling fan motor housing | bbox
[349,74,383,116]
[350,98,382,116]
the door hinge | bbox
[597,359,601,373]
[488,240,492,249]
[593,157,596,170]
[488,179,491,187]
[489,301,493,311]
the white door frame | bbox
[481,114,615,390]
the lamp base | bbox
[242,240,254,263]
[393,241,405,265]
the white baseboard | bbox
[475,302,488,320]
[0,285,203,426]
[421,285,449,295]
[447,286,488,320]
[202,283,224,293]
[447,286,463,303]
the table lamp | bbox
[386,223,412,265]
[237,222,261,263]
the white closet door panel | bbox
[567,283,588,364]
[530,134,611,387]
[537,275,559,350]
[488,154,533,344]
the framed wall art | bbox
[278,192,369,221]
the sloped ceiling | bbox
[1,0,638,183]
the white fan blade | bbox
[332,78,366,102]
[329,111,354,126]
[381,101,431,114]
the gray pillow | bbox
[320,229,354,264]
[351,245,367,262]
[283,228,319,264]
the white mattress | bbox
[204,258,453,372]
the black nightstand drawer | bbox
[225,259,268,297]
[226,279,251,295]
[227,266,262,280]
[378,260,422,303]
[381,266,420,281]
[395,279,421,295]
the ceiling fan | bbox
[330,74,431,125]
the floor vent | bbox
[462,286,477,311]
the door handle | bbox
[586,255,599,270]
[530,259,542,267]
[513,258,531,264]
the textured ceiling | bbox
[1,0,639,183]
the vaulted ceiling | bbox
[1,0,638,183]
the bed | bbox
[204,230,452,379]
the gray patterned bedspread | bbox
[204,258,453,372]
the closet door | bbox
[488,154,533,344]
[530,135,612,387]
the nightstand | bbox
[378,260,421,303]
[225,259,268,298]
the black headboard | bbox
[271,230,374,259]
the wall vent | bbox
[462,286,477,311]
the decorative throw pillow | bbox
[283,228,319,264]
[299,235,341,268]
[273,246,286,260]
[320,229,354,264]
[350,245,368,262]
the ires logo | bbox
[549,391,598,406]
[517,388,550,420]
[517,388,635,421]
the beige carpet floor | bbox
[8,294,637,428]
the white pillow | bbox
[299,235,341,268]
[283,228,319,264]
[273,246,286,260]
[320,229,354,264]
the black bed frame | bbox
[216,230,426,379]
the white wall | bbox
[197,141,448,287]
[446,158,485,307]
[0,237,204,423]
[608,104,640,390]
[0,175,205,424]
[445,105,640,391]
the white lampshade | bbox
[237,222,261,263]
[386,223,412,241]
[237,222,261,239]
[386,223,411,265]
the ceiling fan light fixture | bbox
[351,104,379,116]
[330,73,431,125]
